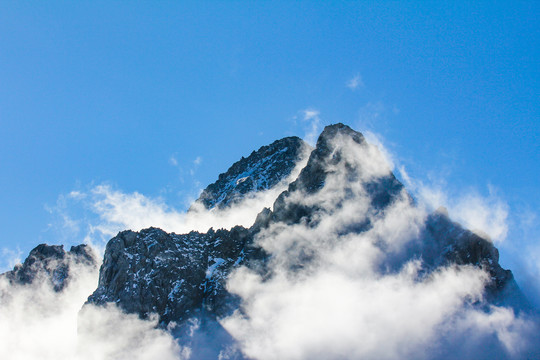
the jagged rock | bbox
[87,137,312,324]
[194,136,310,210]
[2,243,96,292]
[87,226,256,324]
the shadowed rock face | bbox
[2,244,96,292]
[194,136,310,210]
[421,210,526,307]
[85,123,526,335]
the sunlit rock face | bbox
[87,226,255,324]
[194,136,310,210]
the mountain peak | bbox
[194,136,310,210]
[312,123,367,157]
[318,123,366,145]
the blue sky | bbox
[0,1,538,283]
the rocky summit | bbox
[1,123,531,358]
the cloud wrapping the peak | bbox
[52,147,311,249]
[221,130,537,360]
[5,123,538,360]
[416,183,509,243]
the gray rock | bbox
[194,136,310,210]
[87,226,256,324]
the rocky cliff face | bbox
[87,137,311,325]
[194,136,309,210]
[421,210,525,306]
[87,226,256,324]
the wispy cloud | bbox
[416,183,509,243]
[357,101,386,130]
[169,156,179,167]
[44,148,310,249]
[190,156,202,176]
[0,247,22,271]
[302,109,321,146]
[346,73,364,90]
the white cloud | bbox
[0,247,22,271]
[0,254,188,360]
[361,131,509,244]
[221,131,536,359]
[302,109,321,146]
[346,73,364,90]
[68,191,86,200]
[169,156,179,167]
[356,102,385,130]
[223,265,500,360]
[54,147,310,247]
[193,156,202,166]
[77,304,188,360]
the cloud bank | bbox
[221,131,538,360]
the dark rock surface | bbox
[422,210,527,308]
[2,243,96,291]
[87,225,258,324]
[194,136,309,210]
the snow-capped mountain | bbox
[2,123,536,359]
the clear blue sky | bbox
[0,2,538,276]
